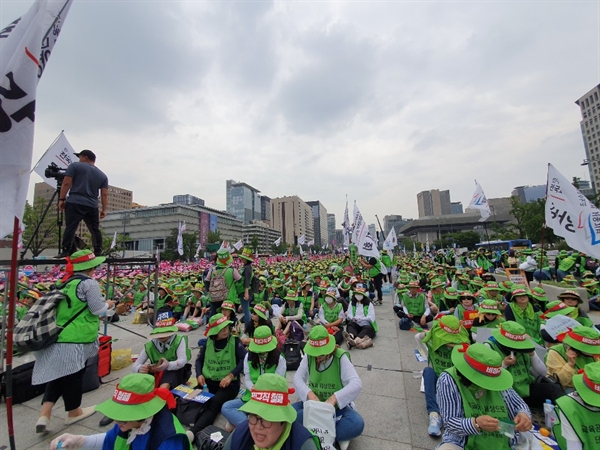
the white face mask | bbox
[325,296,334,304]
[355,294,364,301]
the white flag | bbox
[352,202,380,258]
[426,234,430,253]
[233,239,244,251]
[218,240,233,253]
[298,235,306,245]
[545,163,600,258]
[177,221,185,256]
[274,237,281,246]
[110,231,117,250]
[467,179,491,222]
[383,227,398,251]
[0,0,73,239]
[307,239,314,246]
[342,199,351,246]
[194,242,201,259]
[31,131,75,187]
[299,244,304,256]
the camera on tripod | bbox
[44,162,66,181]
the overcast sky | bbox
[3,0,599,226]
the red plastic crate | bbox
[98,335,112,378]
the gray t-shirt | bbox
[65,162,108,208]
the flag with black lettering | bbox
[31,131,75,188]
[0,0,73,239]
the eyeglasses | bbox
[247,414,274,428]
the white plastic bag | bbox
[515,431,543,450]
[303,400,336,450]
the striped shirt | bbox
[32,278,107,385]
[436,371,531,449]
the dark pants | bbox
[346,322,376,339]
[393,306,434,324]
[62,202,102,254]
[190,379,239,434]
[42,367,86,411]
[371,273,383,301]
[209,301,223,318]
[523,379,565,408]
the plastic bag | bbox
[303,400,336,450]
[515,431,543,450]
[111,348,133,370]
[131,310,147,324]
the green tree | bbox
[21,198,58,257]
[270,240,287,255]
[250,235,259,253]
[490,196,556,245]
[442,231,482,249]
[162,228,198,261]
[207,230,221,244]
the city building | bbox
[334,229,345,248]
[578,180,595,198]
[242,221,281,254]
[511,185,546,204]
[368,224,378,241]
[260,195,271,225]
[173,194,205,206]
[576,84,600,194]
[306,201,328,247]
[270,196,314,245]
[450,202,463,215]
[327,213,336,247]
[383,215,412,237]
[226,180,262,224]
[417,189,452,218]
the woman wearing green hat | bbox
[318,287,345,345]
[344,283,377,349]
[557,291,595,328]
[484,321,564,408]
[223,374,320,450]
[190,313,247,437]
[33,249,115,433]
[276,290,304,333]
[553,360,600,449]
[292,325,364,445]
[241,304,274,347]
[437,343,532,449]
[206,250,242,317]
[503,286,543,345]
[50,373,190,450]
[546,326,600,392]
[221,326,287,430]
[472,300,505,330]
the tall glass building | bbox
[226,180,262,224]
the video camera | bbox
[44,162,66,182]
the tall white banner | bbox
[546,164,600,258]
[352,201,380,258]
[467,179,491,222]
[177,221,186,256]
[342,199,351,246]
[0,0,73,239]
[31,131,75,187]
[383,227,398,251]
[110,231,117,250]
[298,235,306,245]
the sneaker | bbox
[342,331,356,349]
[428,412,442,437]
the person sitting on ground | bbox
[395,280,433,329]
[453,291,479,331]
[503,285,543,345]
[472,299,505,330]
[553,360,600,450]
[436,343,532,449]
[317,286,345,345]
[221,326,287,431]
[293,325,364,447]
[298,280,317,322]
[219,301,241,335]
[276,290,304,337]
[426,279,446,316]
[240,304,274,347]
[557,290,595,328]
[485,321,564,408]
[222,374,320,450]
[182,283,205,321]
[546,326,600,392]
[343,283,377,349]
[50,373,190,450]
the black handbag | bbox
[195,425,230,450]
[175,397,205,427]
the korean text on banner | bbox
[31,131,75,188]
[352,201,380,258]
[467,179,491,222]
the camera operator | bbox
[58,150,108,258]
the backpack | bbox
[283,339,304,370]
[209,267,229,302]
[14,275,88,352]
[250,274,261,294]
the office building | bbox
[450,202,463,215]
[576,84,600,193]
[417,189,451,218]
[383,215,412,237]
[511,185,546,204]
[270,196,314,245]
[173,194,205,206]
[226,180,262,224]
[260,195,271,225]
[306,201,328,247]
[327,214,336,247]
[242,221,281,254]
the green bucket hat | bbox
[444,287,459,301]
[249,326,277,353]
[499,280,513,293]
[529,287,548,303]
[582,279,599,291]
[510,285,529,299]
[396,284,408,295]
[422,315,469,352]
[491,321,535,351]
[239,373,297,423]
[572,361,600,407]
[284,290,298,302]
[150,325,178,339]
[219,301,236,312]
[478,299,501,315]
[470,277,484,287]
[96,373,175,421]
[216,249,233,267]
[542,300,575,319]
[558,326,600,355]
[561,275,578,285]
[251,304,269,321]
[430,280,445,290]
[271,279,283,289]
[205,313,232,337]
[451,343,513,391]
[483,282,500,292]
[67,249,106,272]
[304,325,336,357]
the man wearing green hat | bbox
[223,374,320,450]
[292,325,364,445]
[206,249,242,317]
[437,343,532,449]
[50,373,190,450]
[553,361,600,449]
[504,285,543,346]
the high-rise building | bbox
[173,194,205,206]
[242,221,281,254]
[576,85,600,193]
[306,201,328,247]
[383,215,412,237]
[450,202,463,215]
[260,195,271,225]
[511,185,546,204]
[327,213,336,247]
[270,196,314,245]
[417,189,451,217]
[226,180,262,224]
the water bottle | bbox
[543,399,558,429]
[202,384,208,393]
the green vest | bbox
[432,292,445,308]
[369,259,382,277]
[446,367,512,450]
[426,342,453,376]
[57,278,99,344]
[507,304,542,344]
[308,348,348,402]
[133,289,146,306]
[554,394,600,449]
[242,360,277,401]
[202,337,237,381]
[351,304,378,333]
[254,289,268,304]
[299,293,312,321]
[381,254,392,269]
[156,294,172,309]
[488,341,534,398]
[144,335,191,364]
[403,293,426,316]
[323,302,343,324]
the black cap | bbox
[73,149,96,161]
